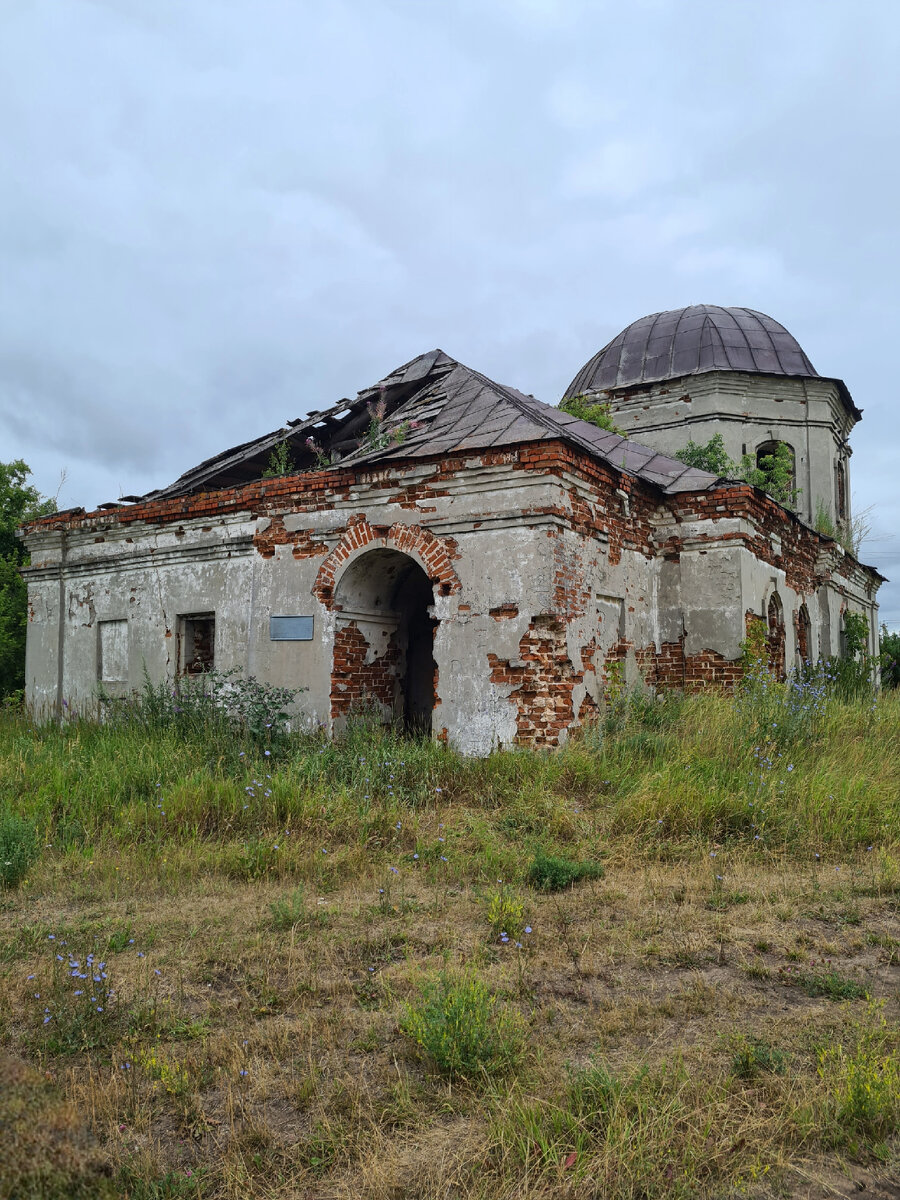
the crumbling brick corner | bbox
[489,614,577,748]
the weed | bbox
[706,888,750,911]
[104,667,302,743]
[303,1118,349,1176]
[817,1004,900,1143]
[0,807,39,888]
[30,943,125,1055]
[527,847,604,891]
[728,1033,789,1079]
[485,884,526,940]
[114,1165,207,1198]
[401,970,525,1081]
[741,959,772,981]
[268,885,308,931]
[778,960,869,1000]
[105,924,136,953]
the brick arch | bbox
[313,518,460,608]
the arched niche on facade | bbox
[796,602,811,665]
[766,591,786,680]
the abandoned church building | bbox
[21,305,883,754]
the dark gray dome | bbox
[564,305,819,397]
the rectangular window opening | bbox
[179,613,216,675]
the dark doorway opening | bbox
[331,549,437,734]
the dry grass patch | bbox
[2,694,900,1196]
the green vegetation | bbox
[817,1005,900,1143]
[1,681,899,1196]
[0,806,39,888]
[673,431,735,477]
[882,625,900,689]
[727,1033,789,1080]
[675,433,800,509]
[261,441,295,479]
[102,668,303,744]
[0,460,55,700]
[526,846,604,891]
[401,970,525,1081]
[558,393,626,436]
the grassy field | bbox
[1,681,899,1199]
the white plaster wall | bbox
[592,373,855,528]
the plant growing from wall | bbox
[304,436,336,470]
[813,498,872,559]
[362,397,422,453]
[673,433,734,477]
[739,442,798,509]
[363,396,392,451]
[261,441,295,479]
[558,394,625,436]
[674,436,799,511]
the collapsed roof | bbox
[134,350,718,503]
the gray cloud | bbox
[1,0,898,624]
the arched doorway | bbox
[331,548,437,733]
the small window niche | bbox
[98,619,129,687]
[836,461,847,521]
[179,613,215,675]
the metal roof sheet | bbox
[563,305,861,421]
[143,350,720,501]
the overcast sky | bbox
[2,0,899,626]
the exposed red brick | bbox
[489,603,519,620]
[489,614,577,748]
[313,519,460,607]
[330,621,400,720]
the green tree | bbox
[738,443,799,510]
[674,433,734,477]
[0,461,55,699]
[880,625,900,689]
[558,394,626,437]
[261,441,295,478]
[674,435,800,511]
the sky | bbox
[2,0,899,626]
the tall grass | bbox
[0,685,898,885]
[2,681,899,1199]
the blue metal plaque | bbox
[269,615,314,641]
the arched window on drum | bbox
[836,461,847,521]
[755,441,797,509]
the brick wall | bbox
[488,614,577,748]
[330,621,400,720]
